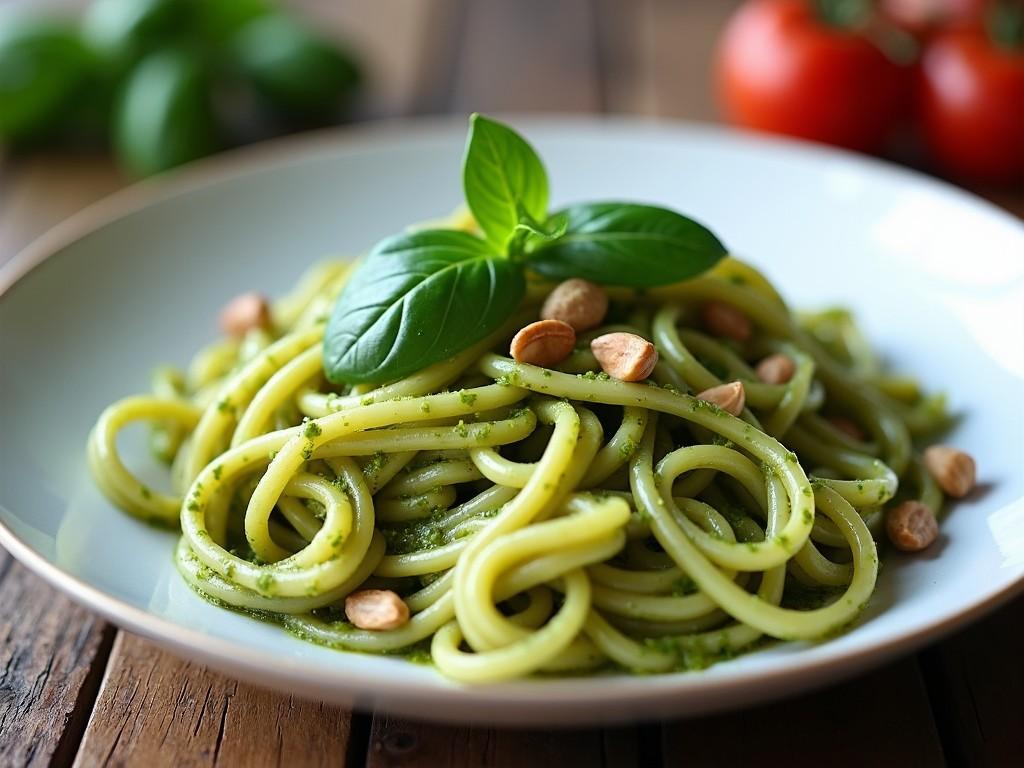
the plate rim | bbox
[2,114,1023,723]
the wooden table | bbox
[2,2,1021,765]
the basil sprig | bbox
[323,114,727,385]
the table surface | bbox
[2,1,1022,766]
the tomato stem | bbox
[812,0,873,29]
[988,1,1024,51]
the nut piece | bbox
[702,301,752,342]
[540,278,609,332]
[220,292,271,337]
[590,332,659,382]
[695,381,746,416]
[886,501,939,552]
[924,445,976,498]
[344,589,410,630]
[755,353,796,384]
[829,415,866,442]
[510,319,576,367]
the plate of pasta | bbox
[1,115,1022,725]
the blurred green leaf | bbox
[228,14,360,120]
[195,0,272,43]
[83,0,192,69]
[114,48,218,175]
[0,21,94,142]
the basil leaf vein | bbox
[323,229,524,384]
[462,113,549,250]
[526,202,727,287]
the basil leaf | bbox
[526,202,726,287]
[463,113,549,250]
[323,229,525,384]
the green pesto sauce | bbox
[256,572,276,594]
[618,438,637,459]
[362,451,388,479]
[781,582,845,611]
[642,633,773,673]
[381,519,446,554]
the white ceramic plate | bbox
[2,117,1022,725]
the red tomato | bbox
[716,0,913,153]
[919,27,1024,182]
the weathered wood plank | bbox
[451,0,603,114]
[597,0,740,121]
[0,548,115,767]
[73,633,354,768]
[367,714,638,768]
[661,659,946,766]
[920,595,1024,767]
[0,154,125,267]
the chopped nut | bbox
[344,589,410,630]
[540,278,609,332]
[220,292,271,337]
[886,501,939,552]
[702,301,752,342]
[829,415,866,442]
[755,353,796,384]
[924,445,976,498]
[510,319,576,367]
[590,332,658,382]
[696,381,746,416]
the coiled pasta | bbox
[88,251,952,682]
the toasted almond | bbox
[510,319,576,367]
[540,278,609,332]
[220,292,271,337]
[923,445,976,498]
[829,415,866,442]
[590,332,658,382]
[755,353,796,385]
[886,501,939,552]
[696,381,746,416]
[344,589,410,630]
[702,301,752,342]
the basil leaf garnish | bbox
[525,202,726,287]
[322,116,731,383]
[323,229,524,384]
[463,113,549,250]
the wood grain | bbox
[366,714,642,768]
[920,596,1024,766]
[0,154,125,267]
[0,548,115,767]
[451,0,603,113]
[661,659,946,767]
[73,633,354,768]
[597,0,742,121]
